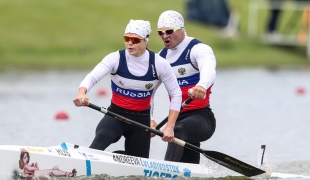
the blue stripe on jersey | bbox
[178,73,200,87]
[170,39,201,67]
[159,39,201,67]
[111,81,154,99]
[160,39,202,87]
[113,50,158,81]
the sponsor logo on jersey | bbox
[178,68,186,75]
[118,80,125,86]
[151,64,156,77]
[185,49,190,60]
[145,83,153,90]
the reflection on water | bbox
[0,68,310,179]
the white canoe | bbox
[0,142,228,179]
[0,142,309,179]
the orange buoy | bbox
[55,111,69,120]
[97,88,107,96]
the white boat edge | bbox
[0,142,308,179]
[257,144,310,179]
[271,172,310,179]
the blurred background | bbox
[1,0,310,178]
[1,0,310,70]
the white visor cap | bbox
[124,19,151,41]
[157,10,184,28]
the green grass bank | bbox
[0,0,309,71]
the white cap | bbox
[157,10,184,28]
[124,19,151,41]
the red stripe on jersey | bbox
[111,91,151,111]
[180,85,212,112]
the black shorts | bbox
[89,103,151,158]
[165,107,216,163]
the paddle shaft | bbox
[155,97,193,130]
[87,102,163,137]
[83,99,265,177]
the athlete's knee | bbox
[97,129,121,142]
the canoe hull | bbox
[0,142,213,179]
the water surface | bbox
[1,68,309,179]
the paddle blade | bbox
[202,150,265,177]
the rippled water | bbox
[1,67,310,179]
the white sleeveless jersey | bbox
[110,50,159,111]
[79,49,182,113]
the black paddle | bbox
[82,98,266,177]
[155,97,193,130]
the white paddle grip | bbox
[188,89,193,95]
[173,138,186,146]
[81,98,89,105]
